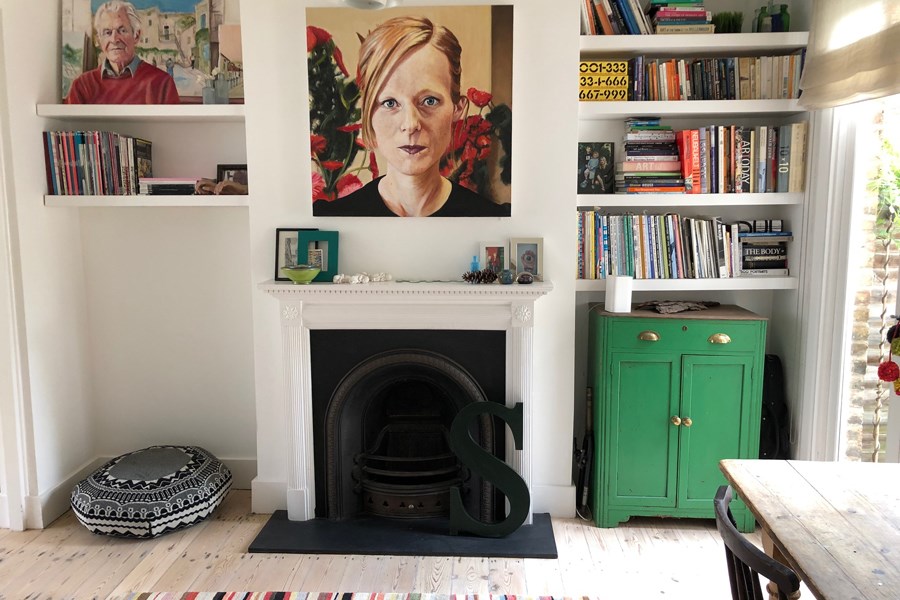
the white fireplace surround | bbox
[260,280,553,523]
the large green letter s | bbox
[448,401,530,537]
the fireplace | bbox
[260,281,553,526]
[311,330,505,522]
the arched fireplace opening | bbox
[310,330,506,523]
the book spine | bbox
[740,268,790,276]
[788,121,808,192]
[611,0,641,34]
[776,124,791,193]
[735,127,752,193]
[42,132,57,195]
[621,160,681,171]
[607,0,629,35]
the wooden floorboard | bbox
[0,490,801,599]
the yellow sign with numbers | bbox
[579,61,628,74]
[578,88,628,101]
[579,75,629,89]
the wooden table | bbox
[719,459,900,600]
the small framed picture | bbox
[217,163,248,186]
[274,228,318,281]
[480,241,507,274]
[510,237,544,281]
[298,230,340,282]
[307,248,324,269]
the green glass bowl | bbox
[280,265,321,284]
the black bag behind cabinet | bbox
[759,354,791,459]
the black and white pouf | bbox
[71,445,232,538]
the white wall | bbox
[0,0,581,524]
[0,0,257,525]
[244,0,579,515]
[0,0,97,526]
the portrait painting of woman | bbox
[307,6,513,217]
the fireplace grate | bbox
[355,423,465,518]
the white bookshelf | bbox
[576,31,809,292]
[44,194,250,208]
[577,192,804,209]
[575,277,798,292]
[36,104,245,123]
[579,31,809,55]
[579,99,803,119]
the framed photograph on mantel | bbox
[298,230,340,283]
[510,237,543,281]
[480,241,507,274]
[275,228,317,281]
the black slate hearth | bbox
[248,512,558,558]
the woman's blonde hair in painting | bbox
[356,15,463,149]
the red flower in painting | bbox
[332,46,349,77]
[337,174,363,197]
[337,124,362,133]
[467,87,493,108]
[310,134,327,156]
[307,26,332,52]
[320,160,345,171]
[311,172,329,201]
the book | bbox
[592,0,617,35]
[610,0,641,34]
[776,124,792,192]
[789,121,808,192]
[578,142,615,194]
[734,127,752,193]
[740,268,790,276]
[133,137,153,181]
[675,129,700,193]
[620,160,681,172]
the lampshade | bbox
[343,0,400,8]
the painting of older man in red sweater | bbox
[65,1,180,104]
[62,0,244,104]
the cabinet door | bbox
[608,352,681,508]
[677,354,755,511]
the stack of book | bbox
[138,177,199,195]
[648,1,714,34]
[738,224,791,276]
[42,130,151,195]
[617,117,685,193]
[579,60,629,101]
[583,0,654,35]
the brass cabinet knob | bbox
[683,417,693,427]
[708,333,732,344]
[671,415,682,426]
[638,330,660,342]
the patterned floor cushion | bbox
[71,445,232,538]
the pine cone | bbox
[462,269,499,284]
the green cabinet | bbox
[589,305,766,532]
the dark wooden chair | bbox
[714,485,801,600]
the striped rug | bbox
[124,594,584,600]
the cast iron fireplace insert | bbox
[310,329,506,523]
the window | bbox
[841,95,900,462]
